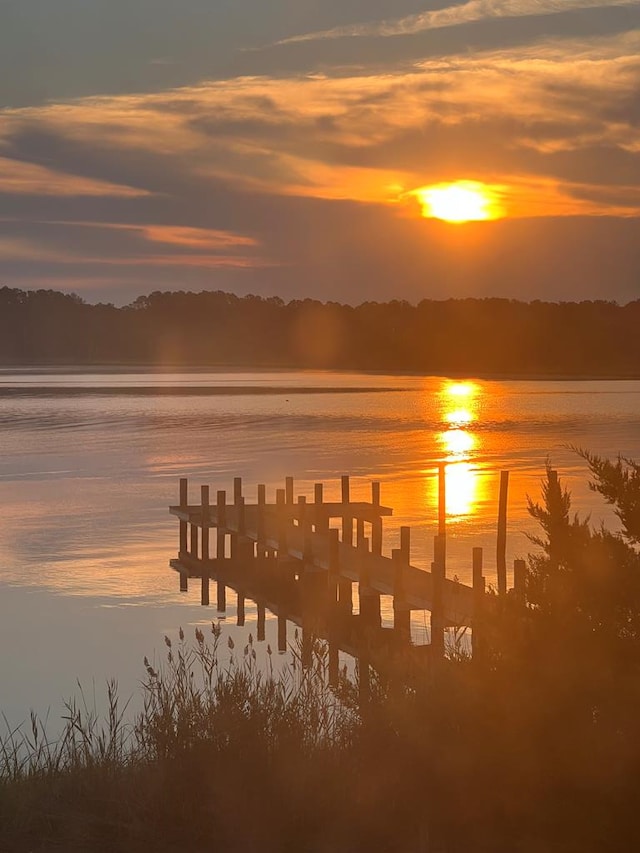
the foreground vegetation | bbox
[2,453,640,852]
[2,286,640,375]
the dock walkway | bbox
[169,474,527,670]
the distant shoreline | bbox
[1,363,640,382]
[0,384,406,397]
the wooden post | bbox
[276,488,288,553]
[371,518,383,556]
[497,471,509,596]
[341,475,353,546]
[431,535,445,658]
[393,547,405,601]
[371,481,383,557]
[190,523,198,560]
[392,548,411,643]
[298,496,311,562]
[356,517,365,546]
[237,496,246,536]
[237,592,245,627]
[329,528,340,603]
[438,463,447,566]
[314,483,328,534]
[514,559,527,603]
[278,609,287,652]
[438,463,446,536]
[359,537,381,629]
[180,571,188,593]
[201,485,210,607]
[327,528,347,612]
[257,484,266,546]
[179,478,188,555]
[298,495,307,530]
[338,578,353,615]
[472,547,485,660]
[285,476,294,506]
[216,512,226,613]
[400,526,411,565]
[234,477,242,506]
[216,490,227,528]
[217,577,226,613]
[257,601,266,642]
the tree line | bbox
[2,286,640,375]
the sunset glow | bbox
[433,380,485,519]
[442,428,476,456]
[445,409,474,427]
[413,182,503,223]
[446,382,477,398]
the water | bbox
[1,368,639,725]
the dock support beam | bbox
[278,609,287,652]
[431,535,445,659]
[341,475,353,546]
[201,485,210,606]
[257,601,266,642]
[179,478,188,556]
[472,547,485,661]
[497,471,509,595]
[392,548,411,644]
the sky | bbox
[1,0,639,305]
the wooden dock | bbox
[169,473,527,679]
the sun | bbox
[411,181,502,223]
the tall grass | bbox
[2,614,640,852]
[0,625,370,852]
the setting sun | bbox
[412,181,503,223]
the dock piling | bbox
[179,478,188,556]
[497,471,509,595]
[472,547,485,660]
[201,485,210,606]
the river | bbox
[1,369,639,725]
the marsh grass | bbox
[0,625,372,852]
[2,612,640,852]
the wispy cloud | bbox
[273,0,639,46]
[0,156,148,197]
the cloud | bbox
[273,0,640,45]
[0,218,270,278]
[6,30,635,215]
[68,222,261,251]
[1,27,638,302]
[0,156,148,197]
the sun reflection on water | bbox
[432,381,484,519]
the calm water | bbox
[1,369,639,725]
